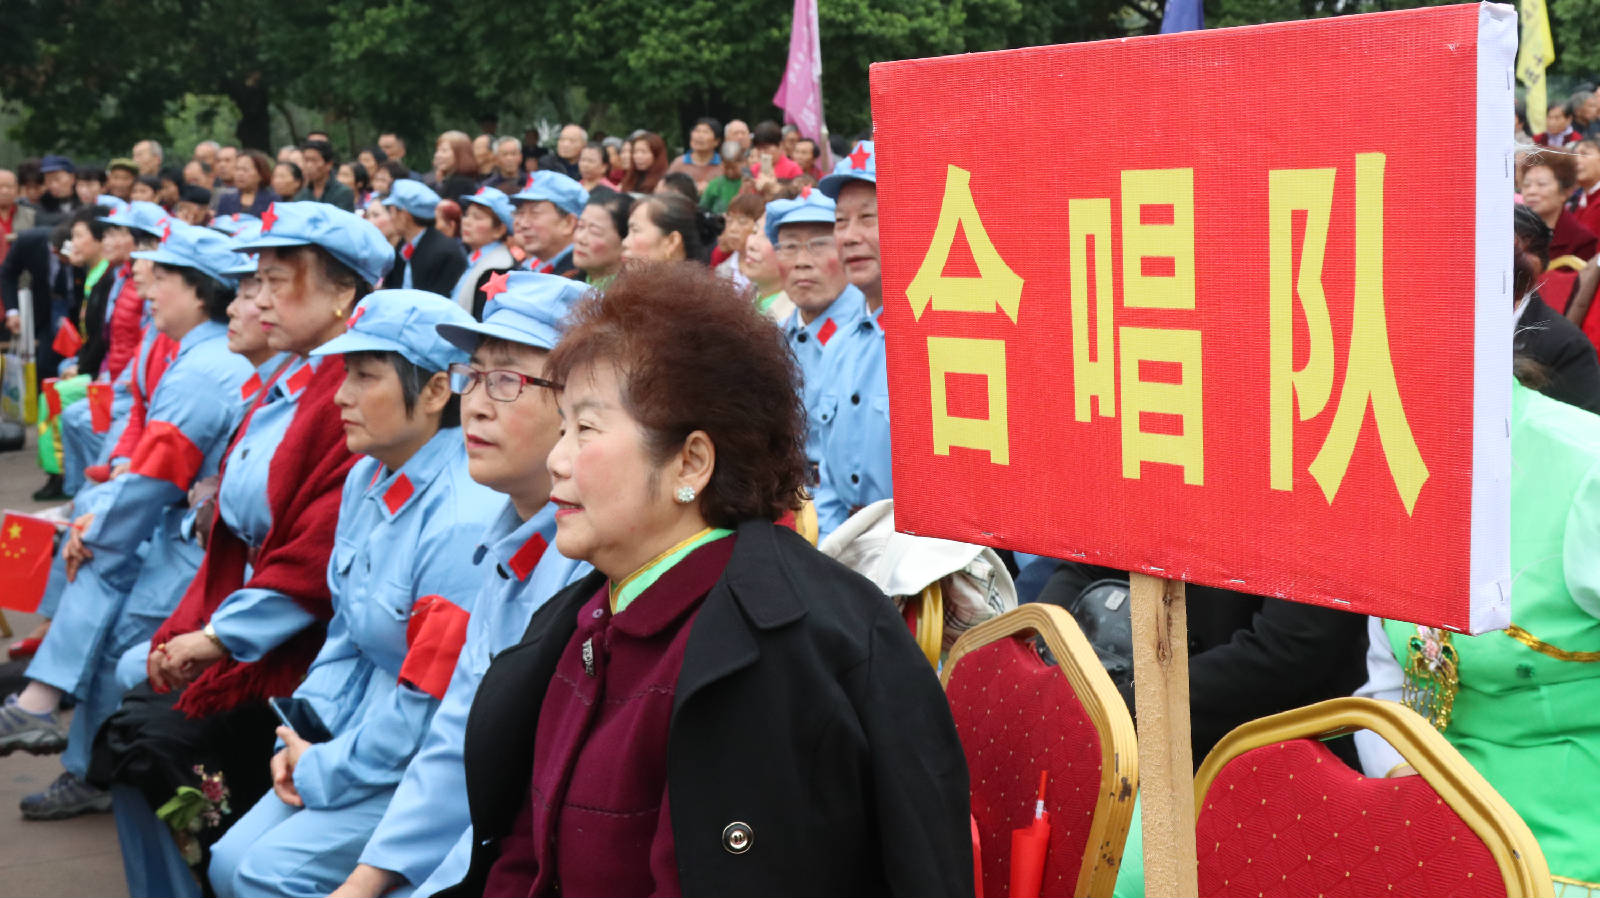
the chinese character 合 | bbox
[906,164,1023,465]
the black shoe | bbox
[31,475,67,502]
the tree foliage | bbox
[0,0,1559,160]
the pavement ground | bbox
[0,427,127,898]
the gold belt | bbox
[1503,625,1600,663]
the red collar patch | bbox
[383,473,415,514]
[402,242,415,260]
[509,532,548,581]
[818,318,838,346]
[286,362,314,395]
[470,248,481,263]
[239,372,262,400]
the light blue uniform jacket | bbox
[208,428,501,898]
[360,499,590,896]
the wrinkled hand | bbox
[62,513,95,582]
[155,630,227,691]
[271,727,310,807]
[109,462,130,480]
[187,475,220,509]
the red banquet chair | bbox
[1193,697,1552,898]
[941,604,1138,897]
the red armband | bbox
[129,420,205,489]
[399,595,471,700]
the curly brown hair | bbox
[546,261,807,526]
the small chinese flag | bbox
[399,595,471,699]
[51,320,82,358]
[0,513,58,614]
[87,383,113,433]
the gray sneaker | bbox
[20,771,112,820]
[0,695,66,756]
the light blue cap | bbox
[311,289,474,372]
[765,186,837,244]
[460,186,516,233]
[436,271,587,354]
[130,221,249,288]
[511,171,588,217]
[220,222,264,277]
[209,213,260,237]
[233,201,394,285]
[98,200,167,238]
[97,195,129,217]
[818,140,877,200]
[381,179,444,220]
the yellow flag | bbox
[1518,0,1556,133]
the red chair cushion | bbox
[1537,269,1579,314]
[946,635,1105,898]
[1196,739,1505,897]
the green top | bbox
[699,176,743,215]
[755,291,784,314]
[610,527,734,614]
[1384,383,1600,883]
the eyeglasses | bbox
[448,363,562,401]
[773,236,838,261]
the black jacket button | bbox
[722,821,753,854]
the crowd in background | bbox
[0,91,1595,898]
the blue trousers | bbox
[113,784,204,898]
[209,787,393,897]
[26,529,202,777]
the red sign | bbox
[871,4,1515,632]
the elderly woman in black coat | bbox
[438,262,972,897]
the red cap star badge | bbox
[347,305,367,328]
[260,204,277,233]
[160,220,172,241]
[849,144,872,170]
[482,270,511,301]
[801,185,813,199]
[475,186,488,196]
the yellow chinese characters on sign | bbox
[1069,169,1205,485]
[906,165,1023,465]
[1268,153,1429,514]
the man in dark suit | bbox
[1034,562,1369,769]
[1514,204,1600,415]
[379,179,466,297]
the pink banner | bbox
[772,0,831,168]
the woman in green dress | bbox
[1355,378,1600,893]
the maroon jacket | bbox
[484,537,736,896]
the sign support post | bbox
[1130,572,1198,897]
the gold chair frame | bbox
[1194,697,1553,898]
[943,603,1140,897]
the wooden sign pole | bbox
[1130,572,1199,897]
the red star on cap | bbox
[109,207,121,217]
[347,305,367,328]
[849,144,872,170]
[260,203,277,233]
[483,270,511,300]
[160,220,171,241]
[801,185,813,199]
[475,186,488,196]
[525,173,536,191]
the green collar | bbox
[609,526,734,614]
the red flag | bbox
[42,378,62,418]
[399,595,471,699]
[87,382,114,433]
[0,513,59,613]
[51,320,82,358]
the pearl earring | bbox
[674,486,697,504]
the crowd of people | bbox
[0,98,1594,898]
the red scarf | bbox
[151,357,357,717]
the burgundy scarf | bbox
[150,356,357,717]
